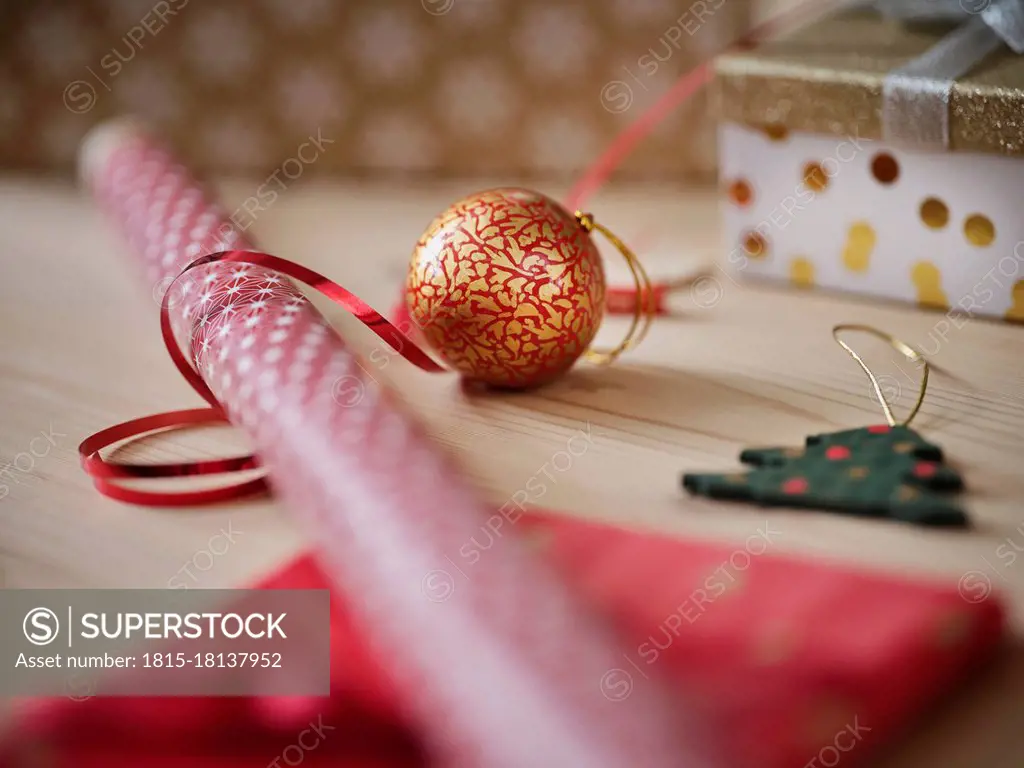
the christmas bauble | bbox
[406,188,606,388]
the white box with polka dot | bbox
[718,122,1024,322]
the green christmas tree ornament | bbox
[682,325,968,528]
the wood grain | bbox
[1,177,1022,764]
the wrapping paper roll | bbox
[78,122,719,768]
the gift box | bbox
[714,4,1024,322]
[0,0,751,180]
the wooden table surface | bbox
[1,177,1023,765]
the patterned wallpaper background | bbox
[0,0,750,179]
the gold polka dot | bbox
[742,231,769,259]
[964,214,995,247]
[727,178,753,207]
[803,162,829,193]
[920,197,949,229]
[762,123,789,141]
[790,257,815,289]
[725,473,748,483]
[842,221,875,273]
[911,261,950,309]
[892,441,915,454]
[782,448,804,458]
[871,152,900,184]
[848,466,869,479]
[1007,280,1024,322]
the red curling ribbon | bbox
[157,250,444,410]
[606,284,669,315]
[80,249,445,505]
[79,408,266,506]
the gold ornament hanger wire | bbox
[575,211,656,365]
[833,324,930,428]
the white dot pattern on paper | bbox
[183,8,257,82]
[22,8,91,79]
[358,111,437,172]
[348,7,425,84]
[260,0,336,29]
[437,61,516,137]
[9,2,736,180]
[276,66,347,128]
[114,64,185,124]
[513,5,595,78]
[198,113,271,169]
[527,112,600,174]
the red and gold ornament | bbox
[407,188,650,388]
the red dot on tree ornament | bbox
[825,446,851,460]
[867,425,891,434]
[914,462,938,478]
[782,477,809,494]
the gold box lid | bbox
[714,8,1024,155]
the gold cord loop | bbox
[832,324,930,427]
[576,210,655,365]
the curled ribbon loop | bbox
[78,408,267,506]
[80,249,447,505]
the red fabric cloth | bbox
[3,513,1004,767]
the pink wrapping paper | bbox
[78,121,718,768]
